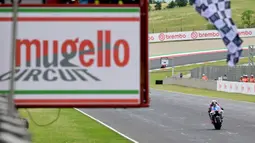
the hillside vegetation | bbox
[149,0,255,33]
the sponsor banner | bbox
[0,7,141,106]
[217,81,255,95]
[149,28,255,43]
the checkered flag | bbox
[194,0,243,67]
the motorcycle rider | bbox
[208,100,224,123]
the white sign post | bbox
[160,57,169,66]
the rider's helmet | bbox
[211,100,217,106]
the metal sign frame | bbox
[1,2,149,108]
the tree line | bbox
[149,0,192,11]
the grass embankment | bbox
[19,108,131,143]
[150,57,255,103]
[149,0,255,32]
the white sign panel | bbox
[160,57,169,66]
[217,81,255,95]
[0,7,141,107]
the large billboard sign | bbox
[0,5,149,108]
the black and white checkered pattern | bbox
[194,0,243,67]
[0,95,31,143]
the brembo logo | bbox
[194,30,252,39]
[0,30,130,82]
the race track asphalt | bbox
[80,89,255,143]
[149,49,249,70]
[78,47,255,143]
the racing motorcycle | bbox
[210,105,224,130]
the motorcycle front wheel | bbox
[214,117,222,130]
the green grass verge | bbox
[149,0,255,33]
[150,57,255,103]
[19,108,131,143]
[152,85,255,103]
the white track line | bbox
[75,108,139,143]
[149,46,249,59]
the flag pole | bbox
[8,0,18,116]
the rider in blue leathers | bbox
[208,100,224,123]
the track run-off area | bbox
[78,38,255,143]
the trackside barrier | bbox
[191,65,255,82]
[217,81,255,95]
[149,28,255,43]
[163,78,217,91]
[0,95,31,143]
[162,78,255,96]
